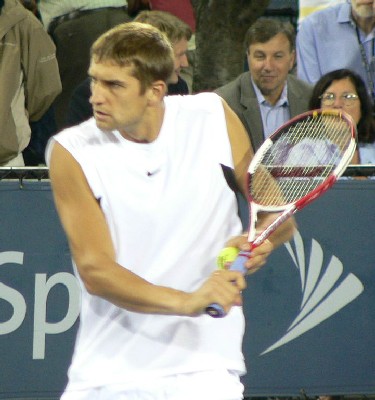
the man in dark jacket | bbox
[216,18,313,152]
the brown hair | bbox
[244,18,295,54]
[91,22,174,93]
[309,69,375,144]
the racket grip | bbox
[205,303,226,318]
[205,251,251,318]
[228,251,251,275]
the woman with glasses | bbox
[309,70,373,400]
[309,68,375,164]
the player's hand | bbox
[184,269,246,316]
[245,239,274,274]
[222,235,274,274]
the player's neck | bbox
[119,103,165,143]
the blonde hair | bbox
[135,10,192,44]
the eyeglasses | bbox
[319,92,359,107]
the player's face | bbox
[89,61,154,141]
[171,38,189,84]
[247,33,295,104]
[321,78,362,125]
[351,0,375,18]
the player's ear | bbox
[147,80,167,105]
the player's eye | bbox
[107,81,125,89]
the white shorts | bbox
[60,369,244,400]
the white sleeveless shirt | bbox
[46,93,246,391]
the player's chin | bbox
[94,116,114,131]
[234,296,243,307]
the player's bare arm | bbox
[49,141,245,316]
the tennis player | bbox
[46,22,295,400]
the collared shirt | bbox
[296,2,375,98]
[359,142,375,164]
[252,77,290,139]
[38,0,127,29]
[298,0,345,24]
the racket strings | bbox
[250,114,352,206]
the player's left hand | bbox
[224,235,274,274]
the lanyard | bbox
[355,26,375,101]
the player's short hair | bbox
[244,18,296,54]
[91,22,174,93]
[135,10,192,44]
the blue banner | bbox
[0,179,374,398]
[241,179,375,397]
[0,181,78,399]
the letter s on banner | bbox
[0,252,26,334]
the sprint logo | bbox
[261,231,364,355]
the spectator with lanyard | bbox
[298,0,345,24]
[297,1,375,105]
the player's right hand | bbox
[183,269,246,316]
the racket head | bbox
[206,110,356,319]
[247,109,357,212]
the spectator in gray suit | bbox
[216,18,313,152]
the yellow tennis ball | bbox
[216,247,240,269]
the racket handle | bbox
[205,251,251,318]
[228,250,251,275]
[205,303,226,318]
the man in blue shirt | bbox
[216,18,312,152]
[297,0,375,101]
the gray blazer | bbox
[215,72,313,152]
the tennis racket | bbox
[206,109,357,318]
